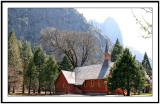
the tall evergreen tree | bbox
[33,45,46,94]
[142,52,152,77]
[111,38,123,62]
[133,62,146,94]
[41,56,59,94]
[25,59,37,94]
[18,41,33,94]
[8,29,23,93]
[106,48,146,96]
[58,56,74,71]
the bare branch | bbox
[40,27,99,68]
[131,8,152,38]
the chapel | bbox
[54,40,123,94]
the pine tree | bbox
[111,38,123,62]
[18,41,33,94]
[41,56,59,94]
[8,29,23,93]
[58,56,74,71]
[142,52,152,77]
[133,63,146,95]
[33,45,46,94]
[106,48,146,96]
[25,59,37,94]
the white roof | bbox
[61,70,75,84]
[74,62,114,85]
[60,62,114,85]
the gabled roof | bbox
[61,70,75,84]
[74,62,114,85]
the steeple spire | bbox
[98,39,111,78]
[104,39,111,61]
[105,39,109,53]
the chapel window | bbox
[99,80,101,87]
[91,80,94,87]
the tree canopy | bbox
[25,59,37,94]
[18,40,33,94]
[142,52,152,77]
[33,44,46,93]
[41,56,59,94]
[111,38,123,62]
[106,48,146,96]
[8,29,23,93]
[58,56,74,71]
[40,27,98,68]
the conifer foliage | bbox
[142,52,152,77]
[41,56,59,94]
[58,56,74,71]
[111,39,123,62]
[33,45,46,94]
[8,30,60,94]
[25,59,37,94]
[18,41,33,94]
[8,29,23,93]
[106,48,146,96]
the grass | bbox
[9,91,152,96]
[140,92,152,96]
[130,92,152,96]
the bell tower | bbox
[104,40,111,61]
[98,40,111,78]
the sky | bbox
[76,8,152,58]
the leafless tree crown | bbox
[40,27,99,68]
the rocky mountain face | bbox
[89,18,152,67]
[8,8,113,64]
[89,17,123,45]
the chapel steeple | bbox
[98,40,111,78]
[104,40,111,61]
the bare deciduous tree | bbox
[131,8,152,39]
[40,27,99,68]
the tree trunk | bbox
[134,88,136,95]
[22,83,25,94]
[138,90,140,95]
[38,86,41,94]
[126,77,130,96]
[28,77,31,94]
[38,68,41,94]
[123,90,125,96]
[33,89,35,93]
[12,86,15,93]
[127,89,130,96]
[50,85,52,95]
[8,84,10,94]
[45,86,46,94]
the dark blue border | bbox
[1,1,159,103]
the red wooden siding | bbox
[54,71,74,94]
[54,71,123,94]
[81,79,123,94]
[82,79,109,93]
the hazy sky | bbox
[76,8,152,58]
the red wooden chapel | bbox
[54,40,123,94]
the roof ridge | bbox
[75,64,102,69]
[61,70,74,73]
